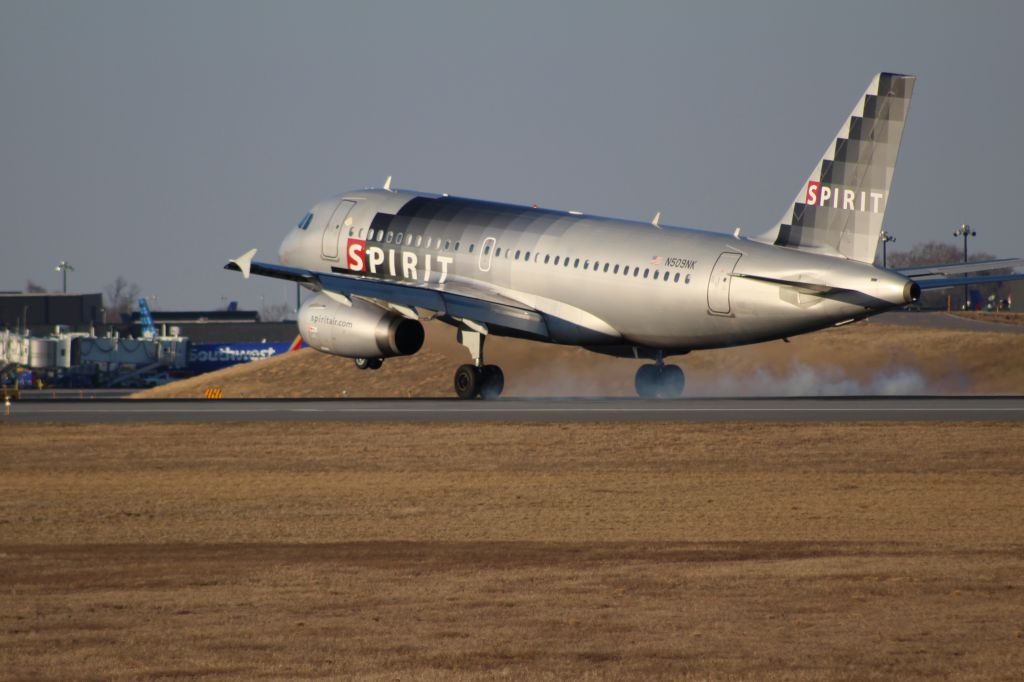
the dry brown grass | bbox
[952,311,1024,326]
[132,317,1024,399]
[2,421,1023,680]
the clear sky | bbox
[1,1,1021,310]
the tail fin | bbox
[761,72,915,263]
[137,298,157,338]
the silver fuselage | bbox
[279,189,913,356]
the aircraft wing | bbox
[897,258,1024,277]
[225,250,549,339]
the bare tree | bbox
[103,276,141,322]
[886,241,995,269]
[24,279,47,293]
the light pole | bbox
[879,231,895,269]
[953,224,976,309]
[54,260,74,293]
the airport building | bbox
[1,293,302,390]
[0,292,104,331]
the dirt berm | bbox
[134,315,1024,399]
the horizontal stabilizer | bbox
[915,272,1024,290]
[898,258,1024,278]
[732,272,847,295]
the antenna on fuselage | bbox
[652,212,662,229]
[383,175,393,191]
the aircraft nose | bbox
[278,229,300,265]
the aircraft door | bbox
[707,252,742,315]
[478,237,496,272]
[321,200,356,260]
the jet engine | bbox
[298,293,424,359]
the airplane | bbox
[227,72,1023,399]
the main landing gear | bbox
[634,358,685,399]
[454,363,504,400]
[353,357,383,370]
[453,327,504,399]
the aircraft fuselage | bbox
[279,190,914,357]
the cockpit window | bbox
[297,212,313,230]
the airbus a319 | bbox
[228,73,1023,399]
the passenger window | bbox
[644,269,650,278]
[564,258,570,267]
[633,267,639,277]
[425,237,432,248]
[416,235,422,247]
[484,244,491,255]
[584,259,590,269]
[674,272,681,283]
[444,240,451,250]
[455,241,461,251]
[386,232,393,243]
[603,263,609,273]
[573,258,580,268]
[515,250,521,260]
[524,251,530,261]
[469,243,475,253]
[544,254,550,264]
[495,247,502,257]
[396,233,404,244]
[664,271,670,281]
[554,256,560,265]
[653,270,659,279]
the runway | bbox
[5,396,1024,423]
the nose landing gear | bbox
[635,359,685,398]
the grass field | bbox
[2,421,1023,680]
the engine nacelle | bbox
[298,293,424,359]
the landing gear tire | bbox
[635,364,661,398]
[354,357,383,370]
[453,364,504,399]
[454,364,481,399]
[658,364,685,398]
[479,365,504,400]
[634,363,685,398]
